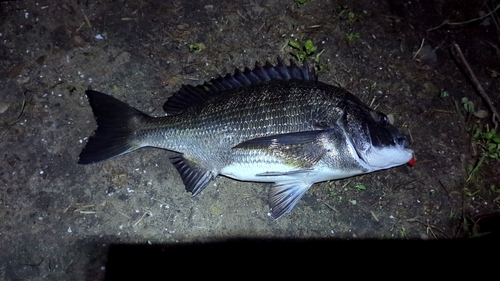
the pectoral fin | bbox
[233,130,334,168]
[256,169,313,176]
[269,181,312,219]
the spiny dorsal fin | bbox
[162,58,317,115]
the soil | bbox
[0,0,499,280]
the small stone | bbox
[210,206,223,216]
[0,103,10,114]
[72,35,85,47]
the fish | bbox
[78,58,414,219]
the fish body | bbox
[79,59,413,219]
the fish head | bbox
[338,101,414,171]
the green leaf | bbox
[473,109,487,118]
[304,40,317,54]
[288,40,301,50]
[67,85,76,93]
[314,49,325,62]
[466,163,473,174]
[347,33,360,41]
[464,188,473,196]
[348,11,356,22]
[354,183,366,190]
[474,128,482,139]
[189,43,205,53]
[400,227,406,238]
[467,155,486,182]
[463,101,475,113]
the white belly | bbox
[220,160,365,185]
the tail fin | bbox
[78,90,147,164]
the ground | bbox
[1,0,499,280]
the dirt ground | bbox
[1,0,499,280]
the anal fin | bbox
[169,155,217,196]
[269,181,312,219]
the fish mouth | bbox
[349,128,413,169]
[395,134,414,158]
[393,133,414,155]
[397,136,410,149]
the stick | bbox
[427,4,500,32]
[451,43,499,129]
[0,91,29,140]
[412,38,425,61]
[82,10,92,28]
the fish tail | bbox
[78,90,147,164]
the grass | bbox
[346,33,360,41]
[188,43,205,53]
[287,39,324,64]
[467,125,500,182]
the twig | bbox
[133,210,151,227]
[487,41,500,56]
[394,178,424,189]
[487,4,500,39]
[0,91,29,140]
[407,218,451,239]
[369,96,376,108]
[412,38,425,61]
[452,98,466,133]
[258,22,266,32]
[427,4,500,32]
[451,43,499,130]
[341,180,351,189]
[438,180,451,198]
[63,204,72,213]
[75,21,86,33]
[431,109,455,114]
[82,10,92,28]
[236,10,248,21]
[118,211,131,219]
[324,203,338,212]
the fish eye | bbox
[377,113,388,125]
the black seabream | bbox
[78,59,414,219]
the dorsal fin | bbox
[162,58,317,115]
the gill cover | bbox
[338,101,413,170]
